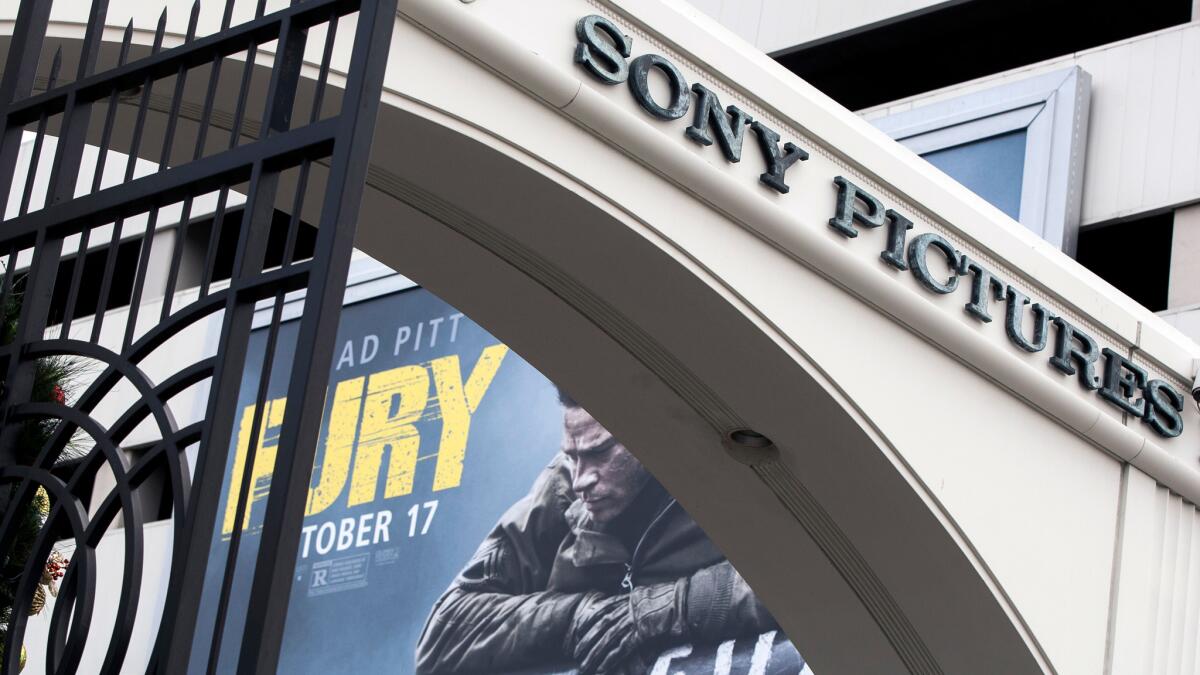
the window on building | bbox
[183,207,318,285]
[867,67,1090,255]
[126,443,175,522]
[921,130,1027,221]
[25,207,319,329]
[53,444,176,528]
[45,237,143,326]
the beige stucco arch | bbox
[354,99,1047,673]
[7,0,1200,672]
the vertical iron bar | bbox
[161,7,324,667]
[86,22,135,343]
[59,226,90,334]
[255,16,305,142]
[46,50,105,334]
[43,93,92,212]
[117,20,134,68]
[191,13,317,668]
[0,227,63,547]
[198,187,231,296]
[17,48,59,217]
[237,2,397,672]
[159,197,194,320]
[204,288,286,674]
[89,91,119,196]
[193,0,230,164]
[120,208,161,351]
[73,0,112,81]
[281,9,339,266]
[0,0,52,224]
[113,10,169,351]
[42,0,108,208]
[226,23,266,151]
[0,246,18,336]
[17,108,50,217]
[158,1,201,168]
[155,3,203,320]
[222,0,237,30]
[56,0,114,331]
[281,161,310,266]
[156,159,285,674]
[65,25,127,333]
[0,0,52,105]
[309,12,340,126]
[89,218,124,344]
[45,48,63,91]
[151,10,169,54]
[119,10,167,186]
[62,9,124,334]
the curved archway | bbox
[348,86,1048,673]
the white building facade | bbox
[2,0,1200,673]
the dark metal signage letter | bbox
[685,83,753,162]
[574,15,632,85]
[1100,348,1148,416]
[751,121,807,194]
[1049,317,1101,390]
[1144,380,1185,438]
[829,176,886,237]
[958,257,1005,322]
[1003,286,1052,353]
[880,209,913,270]
[628,54,690,120]
[907,233,960,294]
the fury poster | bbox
[195,286,808,674]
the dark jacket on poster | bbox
[414,454,776,674]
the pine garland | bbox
[0,281,84,672]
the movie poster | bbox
[193,286,809,674]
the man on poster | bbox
[415,391,783,674]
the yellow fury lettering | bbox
[221,344,508,534]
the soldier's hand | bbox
[629,579,688,644]
[684,561,778,641]
[567,593,641,674]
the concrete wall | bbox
[23,523,174,675]
[1108,468,1200,675]
[861,21,1200,228]
[1169,203,1200,309]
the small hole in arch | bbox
[728,428,772,448]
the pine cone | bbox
[33,487,49,517]
[30,585,46,615]
[0,640,29,672]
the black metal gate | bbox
[0,0,396,672]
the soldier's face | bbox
[561,406,650,525]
